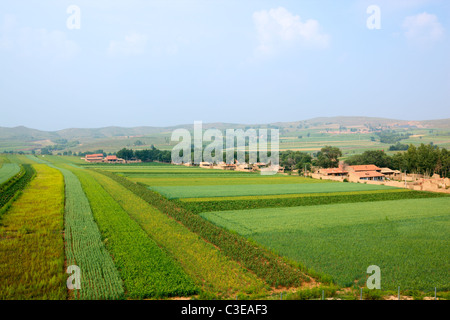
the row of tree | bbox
[116,146,172,162]
[346,143,450,178]
[279,143,450,178]
[280,146,342,172]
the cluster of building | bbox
[182,161,285,173]
[319,163,401,182]
[83,154,141,163]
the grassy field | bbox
[151,182,398,199]
[201,197,450,291]
[0,164,67,299]
[0,163,21,184]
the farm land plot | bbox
[0,164,66,299]
[201,198,450,291]
[99,170,311,289]
[0,163,21,184]
[57,165,124,300]
[88,169,270,298]
[150,182,399,199]
[70,167,198,299]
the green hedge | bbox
[0,164,35,216]
[176,190,449,214]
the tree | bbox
[116,148,134,160]
[315,146,342,168]
[345,150,392,168]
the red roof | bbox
[86,154,104,158]
[348,165,381,172]
[321,168,348,174]
[105,155,118,160]
[352,171,385,178]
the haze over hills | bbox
[2,117,450,139]
[1,116,450,154]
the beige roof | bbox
[352,171,385,178]
[348,165,381,172]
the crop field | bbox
[89,169,269,298]
[0,164,66,299]
[58,166,124,300]
[151,182,399,199]
[1,155,448,300]
[0,163,21,184]
[178,189,448,214]
[201,197,450,291]
[70,167,198,299]
[88,161,449,296]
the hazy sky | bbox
[1,0,449,131]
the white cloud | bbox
[402,12,444,44]
[107,33,148,56]
[253,7,330,55]
[0,14,79,60]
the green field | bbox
[58,166,124,300]
[0,164,67,299]
[151,182,399,199]
[1,154,448,300]
[0,163,21,184]
[201,198,450,291]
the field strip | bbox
[71,167,198,299]
[129,176,331,186]
[58,166,125,300]
[200,197,450,290]
[26,155,125,299]
[201,197,450,234]
[0,163,21,184]
[0,164,66,299]
[89,169,269,298]
[151,182,399,199]
[180,189,411,202]
[178,189,448,214]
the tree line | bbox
[116,146,172,162]
[346,143,450,178]
[280,143,449,178]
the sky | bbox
[0,0,449,131]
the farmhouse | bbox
[104,155,126,163]
[84,154,126,163]
[84,153,104,163]
[347,165,381,172]
[380,167,401,179]
[200,162,211,168]
[220,163,237,170]
[320,167,348,177]
[350,170,385,181]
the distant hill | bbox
[1,116,449,153]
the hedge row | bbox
[0,164,36,215]
[176,190,449,214]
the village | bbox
[82,153,450,194]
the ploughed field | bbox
[0,157,449,299]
